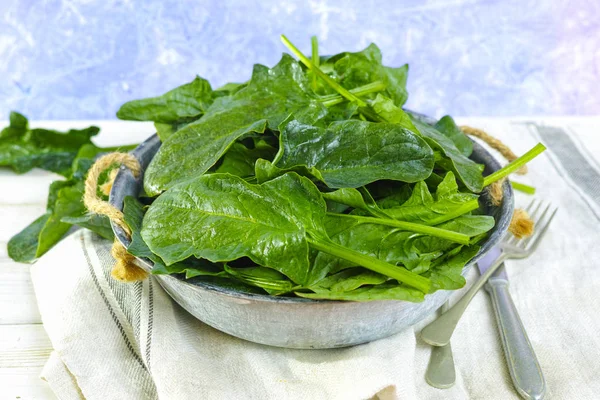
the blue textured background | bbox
[0,0,598,120]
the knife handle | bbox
[487,279,546,400]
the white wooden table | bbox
[1,117,598,399]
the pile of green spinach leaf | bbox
[5,36,545,302]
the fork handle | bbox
[420,253,508,346]
[487,279,546,400]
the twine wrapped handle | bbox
[460,125,534,238]
[83,152,149,282]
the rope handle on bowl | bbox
[83,152,149,282]
[460,125,534,238]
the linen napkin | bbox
[31,120,600,399]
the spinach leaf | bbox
[296,282,424,302]
[142,172,431,291]
[410,116,484,192]
[6,143,138,263]
[142,172,329,285]
[321,187,389,218]
[143,54,326,196]
[154,120,198,142]
[435,116,473,157]
[7,214,52,263]
[278,119,434,188]
[0,112,99,177]
[214,140,277,178]
[309,268,388,293]
[224,265,295,295]
[326,44,409,107]
[384,172,480,224]
[117,76,213,123]
[254,158,323,185]
[426,245,480,292]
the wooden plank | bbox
[0,324,52,368]
[0,205,47,244]
[0,260,41,325]
[0,169,57,206]
[0,367,57,399]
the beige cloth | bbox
[31,120,600,399]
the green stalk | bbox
[510,181,536,195]
[483,143,546,187]
[280,34,366,107]
[311,35,319,91]
[320,81,387,107]
[306,237,431,293]
[328,213,471,244]
[427,199,480,225]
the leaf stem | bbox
[427,199,480,225]
[306,237,431,293]
[320,81,387,107]
[483,143,546,187]
[280,34,366,107]
[328,213,471,244]
[311,35,319,91]
[510,181,536,195]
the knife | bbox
[478,251,546,400]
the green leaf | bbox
[0,113,99,177]
[117,76,213,123]
[321,187,389,218]
[309,268,388,293]
[278,119,434,188]
[143,54,326,196]
[254,158,324,184]
[434,116,473,157]
[224,265,295,295]
[426,245,480,291]
[296,282,424,302]
[7,214,51,263]
[6,143,128,263]
[366,94,416,129]
[61,214,113,240]
[142,173,329,285]
[154,120,198,142]
[327,43,409,106]
[384,172,480,224]
[409,116,484,192]
[214,140,277,178]
[0,111,28,139]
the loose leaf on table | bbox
[117,76,214,123]
[277,119,434,188]
[143,54,327,196]
[7,143,137,263]
[0,111,99,177]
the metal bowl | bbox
[109,115,513,349]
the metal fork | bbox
[420,199,557,347]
